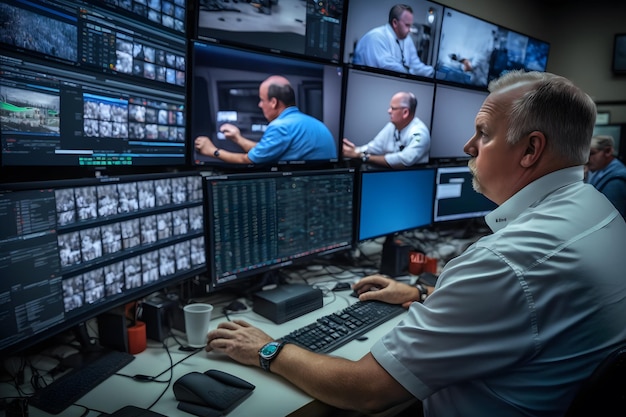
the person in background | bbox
[352,4,434,78]
[194,75,337,164]
[204,70,626,416]
[342,91,430,168]
[586,134,626,219]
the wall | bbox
[435,0,626,122]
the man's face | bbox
[587,146,612,172]
[463,89,529,205]
[258,82,279,122]
[387,95,408,128]
[392,11,414,40]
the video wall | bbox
[0,0,550,355]
[1,0,551,180]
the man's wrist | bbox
[415,283,429,303]
[360,152,370,162]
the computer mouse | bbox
[173,370,255,411]
[224,300,247,312]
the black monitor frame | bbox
[194,0,346,64]
[0,171,206,356]
[203,168,355,292]
[356,166,435,243]
[432,165,497,223]
[0,0,188,183]
[189,41,343,171]
[435,6,550,89]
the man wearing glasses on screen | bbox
[352,4,434,78]
[342,91,430,168]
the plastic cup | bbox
[183,303,213,348]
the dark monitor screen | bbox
[430,83,488,161]
[195,0,345,64]
[343,0,443,78]
[357,167,435,241]
[204,168,355,290]
[0,0,187,181]
[341,68,435,160]
[0,172,206,355]
[433,165,497,222]
[190,41,342,169]
[436,7,549,88]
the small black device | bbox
[252,284,323,324]
[142,296,178,342]
[173,369,255,416]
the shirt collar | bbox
[485,166,584,232]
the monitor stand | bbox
[57,322,108,372]
[379,234,412,277]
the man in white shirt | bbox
[342,91,430,168]
[353,4,434,78]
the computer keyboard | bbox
[30,349,135,415]
[281,300,406,353]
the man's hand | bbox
[219,123,242,141]
[342,138,359,158]
[353,275,424,308]
[206,320,273,367]
[195,136,217,156]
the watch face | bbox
[260,342,280,358]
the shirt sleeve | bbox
[247,122,291,164]
[404,38,434,78]
[384,120,431,167]
[355,29,410,74]
[371,245,536,399]
[356,123,394,155]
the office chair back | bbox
[564,343,626,417]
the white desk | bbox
[1,287,408,417]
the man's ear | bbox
[520,131,546,167]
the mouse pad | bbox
[173,369,255,416]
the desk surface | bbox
[0,281,408,417]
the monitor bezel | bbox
[202,168,356,292]
[188,41,343,171]
[355,166,436,242]
[0,171,206,356]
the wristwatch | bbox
[360,152,370,162]
[213,149,221,158]
[259,340,287,372]
[416,283,429,303]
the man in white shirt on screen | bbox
[342,91,430,168]
[352,4,434,78]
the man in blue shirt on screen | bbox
[352,4,434,78]
[194,75,337,165]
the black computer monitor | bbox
[203,168,355,291]
[341,68,435,159]
[194,0,346,64]
[429,83,489,162]
[435,7,549,88]
[189,41,343,169]
[432,165,497,223]
[0,0,188,182]
[357,167,435,242]
[343,0,443,77]
[0,172,206,355]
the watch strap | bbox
[258,340,287,372]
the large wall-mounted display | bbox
[195,0,346,63]
[190,41,342,169]
[0,0,188,180]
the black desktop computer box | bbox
[253,284,323,324]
